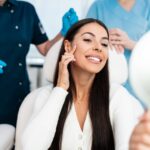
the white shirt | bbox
[19,83,144,150]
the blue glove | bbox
[0,59,7,74]
[61,8,78,36]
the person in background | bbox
[0,0,78,126]
[129,110,150,150]
[86,0,150,97]
[19,18,143,150]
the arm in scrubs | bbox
[0,0,78,126]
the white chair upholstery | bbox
[15,87,44,150]
[0,124,15,150]
[15,39,128,149]
[109,49,128,84]
[43,38,63,83]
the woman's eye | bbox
[83,39,92,42]
[102,43,108,47]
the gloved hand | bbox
[0,59,7,74]
[61,8,78,36]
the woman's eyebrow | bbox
[81,32,109,41]
[81,32,95,37]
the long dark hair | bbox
[49,18,115,150]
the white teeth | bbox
[87,56,100,62]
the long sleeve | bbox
[21,86,68,150]
[109,85,144,150]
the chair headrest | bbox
[43,40,128,85]
[43,39,63,83]
[109,50,128,84]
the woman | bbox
[20,18,143,150]
[87,0,150,97]
[0,0,78,126]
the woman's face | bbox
[66,22,109,74]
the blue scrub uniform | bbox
[0,0,48,126]
[87,0,150,96]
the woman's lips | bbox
[86,55,102,63]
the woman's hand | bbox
[129,110,150,150]
[56,46,76,90]
[109,28,136,51]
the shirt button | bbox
[10,9,14,13]
[78,147,82,150]
[18,43,22,47]
[15,25,19,30]
[19,82,22,86]
[18,63,23,67]
[78,134,83,140]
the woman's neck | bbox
[71,67,95,102]
[0,0,6,6]
[118,0,135,11]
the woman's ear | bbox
[64,40,71,52]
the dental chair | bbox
[15,39,128,150]
[0,124,15,150]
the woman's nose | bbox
[92,42,102,52]
[93,41,102,51]
[92,47,102,52]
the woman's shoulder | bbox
[25,84,68,113]
[109,83,136,106]
[22,84,54,110]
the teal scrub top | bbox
[87,0,150,97]
[0,0,48,126]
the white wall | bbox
[25,0,94,39]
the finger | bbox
[70,15,78,24]
[131,133,150,148]
[61,55,73,62]
[63,12,69,20]
[113,45,121,54]
[109,43,113,51]
[110,40,123,46]
[133,122,150,135]
[118,45,124,53]
[109,34,121,40]
[70,45,76,54]
[69,8,76,15]
[109,28,122,35]
[69,8,76,14]
[130,142,150,150]
[61,57,75,69]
